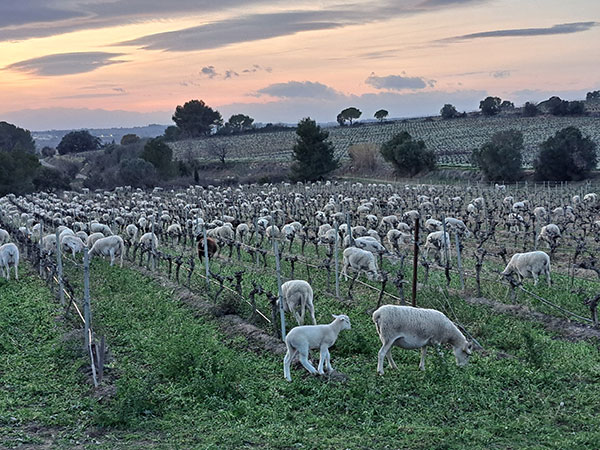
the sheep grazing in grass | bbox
[42,234,57,254]
[86,232,105,248]
[283,314,351,381]
[139,232,158,248]
[444,217,471,238]
[373,305,472,373]
[0,228,10,245]
[90,223,113,236]
[61,235,85,257]
[341,247,382,281]
[424,231,450,265]
[537,224,561,250]
[352,236,387,255]
[89,235,124,267]
[0,243,19,280]
[125,224,138,242]
[501,251,551,286]
[197,236,219,261]
[279,280,316,326]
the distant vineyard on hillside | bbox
[169,114,600,167]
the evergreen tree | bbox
[380,131,435,176]
[472,130,523,181]
[290,118,339,181]
[534,127,597,181]
[141,138,173,178]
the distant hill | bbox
[32,124,168,149]
[169,113,600,168]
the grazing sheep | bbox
[0,228,10,245]
[341,247,382,281]
[583,193,597,205]
[88,236,124,267]
[61,235,85,257]
[126,224,139,242]
[444,217,470,238]
[279,280,317,326]
[197,236,219,261]
[373,305,472,373]
[236,223,250,242]
[424,218,442,232]
[76,231,88,242]
[501,251,551,286]
[283,314,351,381]
[41,234,57,254]
[537,224,561,249]
[90,223,113,235]
[424,231,450,264]
[139,232,159,248]
[352,236,387,255]
[0,243,19,280]
[87,232,105,248]
[386,229,412,250]
[167,223,182,239]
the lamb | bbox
[386,229,412,250]
[235,223,250,242]
[501,251,551,286]
[279,280,317,326]
[536,224,561,249]
[88,235,124,267]
[0,243,19,280]
[424,218,442,233]
[283,314,351,381]
[444,217,470,238]
[341,247,382,281]
[42,234,57,254]
[372,305,472,373]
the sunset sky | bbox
[1,0,599,130]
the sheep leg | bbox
[377,340,396,375]
[324,348,333,373]
[293,310,303,326]
[419,347,427,371]
[532,271,538,286]
[298,349,318,375]
[317,345,329,375]
[14,263,18,281]
[109,248,115,266]
[283,347,297,382]
[386,350,398,370]
[308,303,317,326]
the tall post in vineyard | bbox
[55,228,65,306]
[83,247,91,350]
[39,221,43,276]
[202,226,210,288]
[411,217,420,307]
[334,222,340,298]
[273,238,286,340]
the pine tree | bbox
[290,118,339,181]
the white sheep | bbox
[139,232,159,248]
[341,247,382,281]
[501,251,551,286]
[87,232,105,248]
[424,231,450,264]
[126,224,139,242]
[90,223,113,235]
[424,218,442,233]
[283,314,351,381]
[352,236,387,255]
[0,243,19,280]
[89,235,125,267]
[42,234,57,254]
[444,217,470,238]
[0,228,9,245]
[61,235,85,257]
[279,280,317,326]
[536,224,561,249]
[386,229,412,250]
[373,305,472,373]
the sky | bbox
[0,0,599,131]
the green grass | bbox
[3,255,600,448]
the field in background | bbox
[169,114,600,167]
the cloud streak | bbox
[4,52,127,76]
[366,73,432,90]
[255,81,344,100]
[439,21,598,42]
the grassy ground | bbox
[2,255,599,448]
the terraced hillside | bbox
[169,114,600,167]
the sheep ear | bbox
[332,314,339,319]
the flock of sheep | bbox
[0,180,598,381]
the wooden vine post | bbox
[411,217,419,307]
[273,238,286,341]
